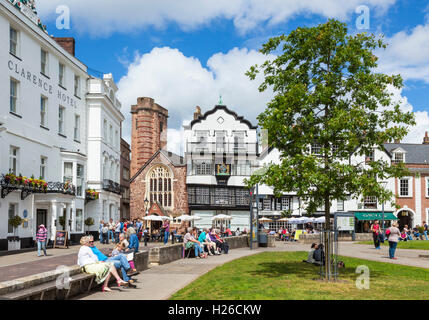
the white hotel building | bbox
[0,0,123,251]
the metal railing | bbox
[186,142,258,155]
[102,179,121,195]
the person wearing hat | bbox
[36,224,48,257]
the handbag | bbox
[185,241,195,250]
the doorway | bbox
[398,210,413,230]
[36,209,48,233]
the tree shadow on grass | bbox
[249,260,387,280]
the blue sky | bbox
[36,0,429,151]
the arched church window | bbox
[146,165,173,209]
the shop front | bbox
[354,211,398,233]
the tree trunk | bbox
[324,191,332,281]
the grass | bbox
[357,240,429,250]
[170,252,429,300]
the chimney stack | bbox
[193,106,202,120]
[53,37,75,56]
[423,132,429,145]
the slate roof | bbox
[383,143,429,164]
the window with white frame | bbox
[76,164,84,196]
[282,197,291,211]
[426,177,429,197]
[276,198,282,211]
[74,114,80,141]
[263,198,271,211]
[311,143,321,155]
[41,49,48,75]
[195,161,212,175]
[75,209,83,232]
[103,119,107,140]
[63,162,73,184]
[74,75,80,97]
[115,130,118,148]
[233,131,245,151]
[9,146,19,175]
[109,124,113,144]
[10,78,18,113]
[393,152,404,164]
[147,165,173,208]
[8,203,17,234]
[40,157,47,180]
[364,196,377,209]
[399,178,412,197]
[40,96,47,127]
[10,27,18,56]
[58,106,65,134]
[337,199,345,211]
[258,199,263,211]
[59,63,65,87]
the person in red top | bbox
[370,220,381,250]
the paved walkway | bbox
[0,241,162,283]
[76,241,429,300]
[1,240,428,299]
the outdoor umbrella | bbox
[314,216,326,223]
[258,217,273,223]
[143,215,164,222]
[277,218,289,222]
[190,215,201,221]
[160,216,173,221]
[211,214,233,221]
[175,215,193,221]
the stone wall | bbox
[298,233,373,244]
[148,243,183,265]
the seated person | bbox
[183,227,206,259]
[88,236,135,285]
[198,228,216,255]
[126,227,139,253]
[209,228,223,254]
[399,230,408,241]
[303,243,318,264]
[412,226,420,240]
[78,236,127,292]
[313,243,325,266]
[111,242,137,274]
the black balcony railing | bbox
[0,175,76,200]
[103,179,121,195]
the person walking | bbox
[36,224,48,257]
[370,220,381,249]
[162,219,170,245]
[423,221,428,241]
[387,222,401,260]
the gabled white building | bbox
[0,0,123,250]
[184,105,259,231]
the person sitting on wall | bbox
[126,227,139,253]
[198,228,215,255]
[209,228,224,254]
[399,229,408,241]
[78,236,128,292]
[303,243,318,264]
[88,236,135,286]
[183,227,206,259]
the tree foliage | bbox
[245,20,415,229]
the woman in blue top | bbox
[127,227,139,253]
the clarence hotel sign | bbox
[8,60,78,108]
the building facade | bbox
[0,0,123,250]
[120,138,131,220]
[130,97,188,223]
[0,0,88,250]
[85,74,124,233]
[184,105,259,231]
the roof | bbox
[384,143,429,164]
[130,149,185,183]
[188,105,257,129]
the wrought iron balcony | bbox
[102,179,121,195]
[0,174,76,200]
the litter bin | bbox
[258,233,268,247]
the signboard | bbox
[215,164,231,176]
[337,216,355,231]
[54,230,68,248]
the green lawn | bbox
[357,240,429,250]
[170,252,429,300]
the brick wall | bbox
[130,97,168,177]
[52,37,75,56]
[130,152,188,219]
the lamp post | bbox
[381,181,388,234]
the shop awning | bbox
[354,212,397,221]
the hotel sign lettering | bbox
[8,60,77,108]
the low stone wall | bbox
[298,233,373,244]
[224,235,249,249]
[148,244,183,265]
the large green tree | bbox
[246,20,415,240]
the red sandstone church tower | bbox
[130,97,168,176]
[129,97,188,223]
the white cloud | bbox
[37,0,396,36]
[378,24,429,83]
[117,47,274,153]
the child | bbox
[102,223,109,244]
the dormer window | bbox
[392,152,404,164]
[311,143,321,155]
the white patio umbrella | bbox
[314,216,326,223]
[278,218,289,222]
[175,215,193,221]
[190,215,201,221]
[160,216,173,221]
[258,217,273,222]
[211,214,233,221]
[143,215,164,222]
